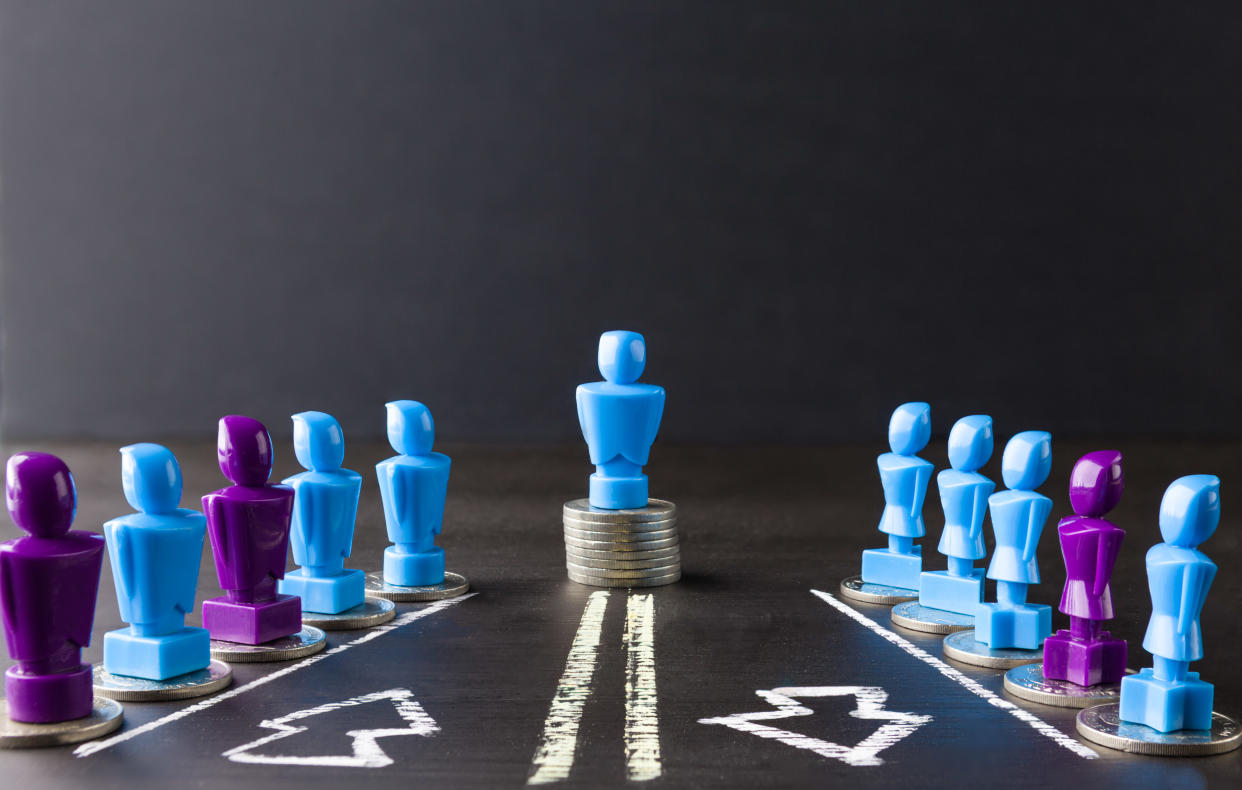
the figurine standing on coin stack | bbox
[366,401,470,602]
[279,412,394,629]
[566,330,680,588]
[96,444,232,701]
[202,416,326,662]
[0,453,123,748]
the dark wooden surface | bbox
[0,440,1238,788]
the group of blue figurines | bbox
[861,402,1221,734]
[84,400,451,684]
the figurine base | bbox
[918,569,984,615]
[890,601,974,634]
[4,664,94,723]
[103,626,211,681]
[209,626,327,663]
[301,598,396,631]
[942,629,1043,669]
[365,570,471,602]
[1119,668,1214,732]
[93,659,232,702]
[1042,629,1127,687]
[384,546,445,587]
[278,568,366,615]
[837,575,917,605]
[1003,663,1123,708]
[588,473,647,510]
[202,593,303,645]
[1077,703,1241,756]
[0,698,123,749]
[860,546,922,590]
[974,601,1051,650]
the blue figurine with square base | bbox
[102,444,211,680]
[919,415,995,613]
[277,412,365,614]
[376,401,451,586]
[1119,475,1219,733]
[974,431,1053,650]
[861,403,933,591]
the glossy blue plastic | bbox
[277,412,365,614]
[576,331,666,510]
[861,403,933,590]
[974,431,1053,649]
[919,416,995,614]
[376,401,451,586]
[102,444,210,680]
[1120,475,1220,732]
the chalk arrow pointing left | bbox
[698,686,931,767]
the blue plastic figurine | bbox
[102,444,210,680]
[919,415,995,614]
[861,403,934,591]
[277,412,365,614]
[974,431,1053,650]
[376,401,451,587]
[576,330,665,510]
[1119,475,1220,732]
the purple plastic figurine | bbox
[0,453,104,723]
[1042,450,1128,687]
[201,416,301,645]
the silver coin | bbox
[563,498,676,524]
[566,560,680,579]
[1076,703,1242,756]
[562,517,677,534]
[567,568,681,588]
[1003,663,1123,708]
[365,570,471,602]
[564,534,680,553]
[0,697,123,749]
[210,626,327,663]
[837,575,918,605]
[890,601,975,634]
[93,659,232,702]
[566,550,681,569]
[563,525,679,543]
[301,598,397,631]
[942,629,1043,669]
[565,544,682,561]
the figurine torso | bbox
[936,469,994,560]
[986,489,1052,584]
[104,509,206,626]
[576,382,665,466]
[0,532,104,662]
[284,469,363,567]
[876,452,933,538]
[202,484,295,591]
[1056,515,1124,620]
[1141,544,1217,662]
[376,453,451,551]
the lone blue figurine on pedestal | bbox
[975,431,1053,650]
[1120,475,1220,733]
[376,401,451,587]
[576,330,665,510]
[919,415,995,614]
[278,412,365,614]
[861,403,933,591]
[102,444,210,680]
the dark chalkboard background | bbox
[2,2,1241,443]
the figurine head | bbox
[292,411,345,472]
[598,331,646,385]
[5,452,76,538]
[1158,474,1220,548]
[888,402,931,455]
[1069,450,1124,518]
[386,400,435,456]
[121,443,182,514]
[217,415,274,486]
[1001,430,1052,491]
[947,415,993,472]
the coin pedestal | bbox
[838,576,917,605]
[366,571,470,602]
[93,659,232,702]
[209,626,327,663]
[0,698,123,750]
[563,499,681,588]
[1077,703,1241,756]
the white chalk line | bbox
[527,591,611,785]
[810,590,1098,759]
[623,593,662,782]
[74,593,476,758]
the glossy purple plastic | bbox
[0,453,104,722]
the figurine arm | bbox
[111,525,134,607]
[909,463,931,519]
[385,465,407,536]
[575,387,588,439]
[1176,563,1208,636]
[1021,502,1041,564]
[204,495,228,559]
[1092,530,1123,598]
[644,388,666,448]
[0,553,16,636]
[968,484,988,542]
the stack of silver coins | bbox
[562,499,680,587]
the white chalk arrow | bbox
[698,686,931,767]
[223,687,439,768]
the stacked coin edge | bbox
[563,498,680,587]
